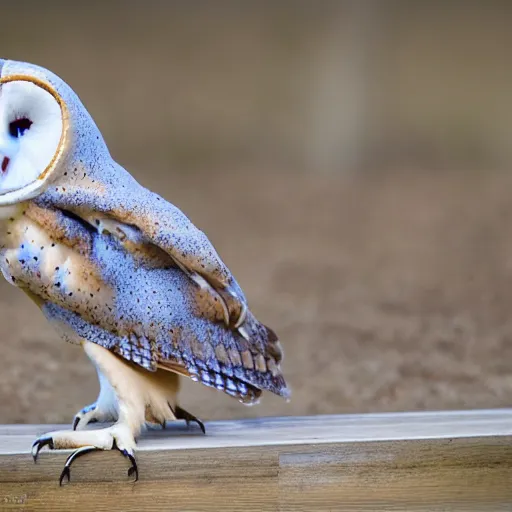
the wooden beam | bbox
[0,410,511,511]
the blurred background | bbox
[1,0,512,423]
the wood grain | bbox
[0,410,511,511]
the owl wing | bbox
[42,167,247,328]
[109,189,248,329]
[36,167,289,401]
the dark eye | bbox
[9,117,33,138]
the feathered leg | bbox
[31,341,178,484]
[73,367,118,430]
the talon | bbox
[174,405,206,434]
[59,466,70,486]
[127,464,137,480]
[73,403,100,431]
[31,436,54,463]
[120,449,138,481]
[59,446,99,486]
[30,424,139,484]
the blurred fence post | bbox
[304,1,381,173]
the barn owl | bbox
[0,59,289,484]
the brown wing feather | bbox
[155,305,289,404]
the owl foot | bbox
[31,423,137,485]
[72,401,116,430]
[168,404,206,434]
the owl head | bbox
[0,59,109,207]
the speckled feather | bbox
[0,59,289,404]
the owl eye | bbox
[9,118,33,138]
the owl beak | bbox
[0,157,9,173]
[0,135,18,174]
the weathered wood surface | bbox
[0,410,511,511]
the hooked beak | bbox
[0,135,18,175]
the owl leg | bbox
[73,368,118,430]
[32,341,150,484]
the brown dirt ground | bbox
[1,169,512,424]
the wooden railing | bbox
[1,409,511,511]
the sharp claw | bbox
[184,416,206,434]
[196,419,206,435]
[59,446,99,486]
[120,449,138,481]
[127,464,138,481]
[32,432,138,484]
[59,466,71,486]
[31,437,54,463]
[73,403,99,431]
[174,406,206,434]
